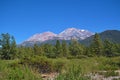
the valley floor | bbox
[0,56,120,80]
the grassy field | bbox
[0,56,120,80]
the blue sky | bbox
[0,0,120,44]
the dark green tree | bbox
[115,44,120,55]
[17,46,26,59]
[33,44,44,56]
[103,39,114,57]
[10,36,17,59]
[90,33,103,56]
[55,40,62,57]
[0,33,17,59]
[33,44,39,55]
[61,40,69,57]
[69,39,84,56]
[43,44,56,58]
[17,46,34,60]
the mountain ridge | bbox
[21,28,94,46]
[26,31,57,42]
[21,28,120,46]
[80,30,120,45]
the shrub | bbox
[20,56,66,73]
[76,55,88,59]
[56,65,90,80]
[8,65,42,80]
[54,59,66,72]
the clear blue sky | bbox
[0,0,120,44]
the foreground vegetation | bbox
[0,56,120,80]
[0,33,120,80]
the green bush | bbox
[54,59,66,72]
[20,56,65,73]
[8,65,42,80]
[0,60,42,80]
[76,55,88,59]
[20,56,53,73]
[56,65,90,80]
[67,55,76,59]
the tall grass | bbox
[8,65,42,80]
[0,60,42,80]
[0,56,120,80]
[56,64,90,80]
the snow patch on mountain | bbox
[58,28,94,40]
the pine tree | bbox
[61,40,69,57]
[55,40,62,57]
[69,39,84,56]
[33,44,39,55]
[90,33,103,56]
[103,39,114,57]
[33,44,44,56]
[43,44,55,58]
[0,33,9,59]
[0,33,17,59]
[116,44,120,56]
[9,36,17,59]
[17,46,25,59]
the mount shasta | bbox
[22,28,94,46]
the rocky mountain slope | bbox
[26,31,57,42]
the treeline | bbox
[0,33,120,60]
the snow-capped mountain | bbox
[58,28,94,40]
[21,28,94,46]
[26,31,57,42]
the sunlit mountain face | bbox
[21,28,94,46]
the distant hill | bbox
[81,30,120,45]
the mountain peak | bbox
[22,27,94,46]
[66,27,78,30]
[65,27,85,31]
[63,27,81,32]
[42,31,57,36]
[58,28,93,40]
[26,31,57,42]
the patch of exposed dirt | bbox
[87,70,120,80]
[41,72,59,80]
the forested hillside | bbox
[81,30,120,45]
